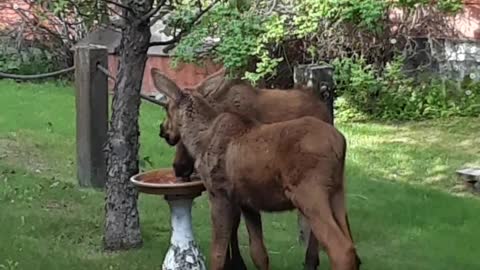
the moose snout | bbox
[166,135,179,146]
[159,123,166,138]
[159,124,180,146]
[173,160,194,179]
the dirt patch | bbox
[0,137,50,174]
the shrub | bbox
[333,56,480,121]
[0,45,56,75]
[171,1,474,122]
[171,3,278,81]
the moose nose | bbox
[166,136,179,146]
[159,124,165,138]
[173,161,194,179]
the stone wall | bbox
[441,39,480,80]
[404,38,480,81]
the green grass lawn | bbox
[0,79,479,270]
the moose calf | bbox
[153,69,361,270]
[165,68,332,177]
[158,69,333,269]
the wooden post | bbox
[294,64,335,246]
[74,45,108,188]
[294,64,335,124]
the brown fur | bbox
[152,69,360,270]
[163,69,332,178]
[156,70,332,269]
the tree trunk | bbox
[104,0,153,251]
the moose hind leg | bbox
[224,209,247,270]
[304,230,320,270]
[288,181,358,270]
[331,187,361,267]
[241,207,269,270]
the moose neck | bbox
[179,96,217,160]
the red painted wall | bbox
[107,55,222,96]
[458,1,480,40]
[0,0,72,41]
[389,1,480,40]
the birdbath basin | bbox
[131,168,207,270]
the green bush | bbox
[0,45,55,75]
[171,4,266,77]
[333,56,480,121]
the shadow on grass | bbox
[343,160,480,270]
[339,118,480,191]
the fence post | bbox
[74,45,108,188]
[294,64,335,124]
[293,64,335,247]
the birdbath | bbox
[130,168,207,270]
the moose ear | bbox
[196,68,226,97]
[151,68,182,102]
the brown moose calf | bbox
[159,69,333,269]
[158,69,334,268]
[164,68,332,178]
[153,71,361,270]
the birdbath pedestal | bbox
[130,168,207,270]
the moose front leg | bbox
[196,161,245,269]
[208,191,237,270]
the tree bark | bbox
[104,0,153,251]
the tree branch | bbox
[265,0,277,16]
[195,0,202,10]
[148,0,220,47]
[107,4,131,22]
[149,34,183,47]
[67,0,95,18]
[105,0,134,13]
[139,0,167,22]
[108,19,127,30]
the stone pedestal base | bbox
[162,196,206,270]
